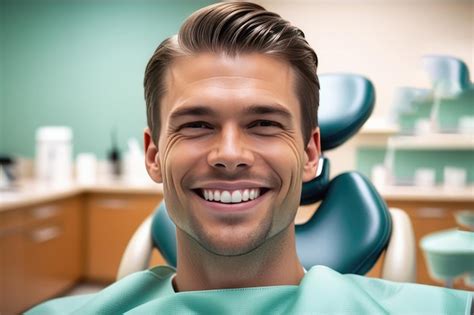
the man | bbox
[28,2,471,314]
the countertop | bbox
[377,185,474,202]
[0,179,163,212]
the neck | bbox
[173,225,304,292]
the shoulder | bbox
[25,266,176,315]
[302,266,473,315]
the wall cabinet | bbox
[85,193,164,282]
[0,197,82,314]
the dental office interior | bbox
[0,0,473,313]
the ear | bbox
[302,128,321,183]
[144,127,163,183]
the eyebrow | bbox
[245,104,292,120]
[169,106,214,122]
[168,104,293,121]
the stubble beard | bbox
[188,212,274,257]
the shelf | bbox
[0,179,164,212]
[359,119,400,136]
[377,185,474,202]
[387,133,473,150]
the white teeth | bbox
[242,189,249,201]
[201,188,262,204]
[231,190,242,203]
[220,191,231,203]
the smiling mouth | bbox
[193,188,270,204]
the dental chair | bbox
[422,55,472,97]
[118,74,417,283]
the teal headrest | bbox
[300,157,330,205]
[296,172,391,274]
[319,74,375,150]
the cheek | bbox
[254,134,305,193]
[158,137,209,228]
[256,134,304,169]
[161,137,202,185]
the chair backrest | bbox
[296,172,391,273]
[151,73,391,275]
[422,55,472,96]
[318,73,375,150]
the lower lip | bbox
[193,191,269,214]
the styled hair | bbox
[144,2,319,145]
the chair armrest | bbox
[382,208,417,282]
[117,215,154,280]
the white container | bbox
[35,126,73,185]
[371,164,387,187]
[76,153,97,185]
[443,166,467,190]
[123,138,153,185]
[414,118,432,135]
[414,168,436,188]
[458,116,474,134]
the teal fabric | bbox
[27,265,472,315]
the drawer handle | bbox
[95,199,129,209]
[0,226,22,238]
[30,226,61,243]
[414,207,449,219]
[30,205,60,219]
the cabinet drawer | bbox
[0,197,82,314]
[85,193,163,282]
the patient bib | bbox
[26,265,472,314]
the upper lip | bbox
[190,180,271,190]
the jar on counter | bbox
[35,126,73,186]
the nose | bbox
[207,124,254,172]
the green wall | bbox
[0,3,5,152]
[0,0,217,159]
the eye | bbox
[248,120,283,129]
[180,121,213,130]
[177,121,214,137]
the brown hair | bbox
[144,2,319,145]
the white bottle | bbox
[35,126,73,186]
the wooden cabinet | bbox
[85,193,165,282]
[386,199,473,290]
[0,197,82,314]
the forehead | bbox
[160,52,300,121]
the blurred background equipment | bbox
[35,126,73,186]
[75,153,98,185]
[420,210,474,288]
[107,128,122,179]
[0,155,17,189]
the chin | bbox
[193,222,272,257]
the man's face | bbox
[145,53,320,256]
